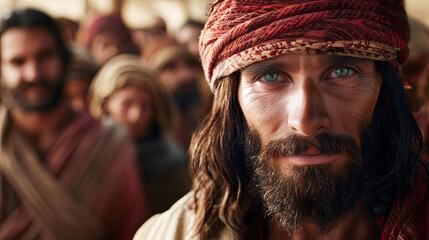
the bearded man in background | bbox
[0,8,148,240]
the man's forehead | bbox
[1,27,57,59]
[242,54,373,74]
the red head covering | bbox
[199,0,410,91]
[82,14,133,49]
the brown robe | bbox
[0,106,149,240]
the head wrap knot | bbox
[199,0,409,91]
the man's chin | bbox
[253,159,366,234]
[13,87,64,112]
[244,128,373,233]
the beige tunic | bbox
[133,192,243,240]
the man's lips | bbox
[300,147,321,156]
[280,146,343,166]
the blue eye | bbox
[261,73,279,82]
[333,67,350,77]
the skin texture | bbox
[238,54,383,239]
[105,84,154,141]
[239,54,382,172]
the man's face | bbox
[238,54,382,232]
[159,58,201,111]
[1,27,63,112]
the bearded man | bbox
[134,0,429,239]
[150,44,212,149]
[0,8,148,239]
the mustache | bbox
[249,133,361,159]
[15,80,56,93]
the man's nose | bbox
[287,81,330,136]
[22,61,41,83]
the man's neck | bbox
[10,103,75,154]
[266,202,380,240]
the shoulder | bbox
[133,191,244,240]
[133,192,197,240]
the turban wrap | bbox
[199,0,410,91]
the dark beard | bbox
[245,130,374,234]
[173,79,200,111]
[1,76,65,112]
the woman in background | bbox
[89,54,191,214]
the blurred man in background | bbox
[175,19,204,58]
[130,16,176,62]
[64,46,99,111]
[150,44,212,149]
[0,8,148,240]
[402,17,429,149]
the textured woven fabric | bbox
[377,164,429,240]
[200,0,409,91]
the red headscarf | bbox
[199,0,410,91]
[82,13,133,49]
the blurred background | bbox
[0,0,211,33]
[0,0,427,32]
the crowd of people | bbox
[0,0,429,239]
[0,7,209,240]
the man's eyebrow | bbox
[242,60,287,75]
[325,56,368,66]
[241,56,369,75]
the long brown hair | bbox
[189,72,249,238]
[188,62,424,239]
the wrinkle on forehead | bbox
[242,54,372,75]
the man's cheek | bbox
[1,73,20,89]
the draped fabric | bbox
[199,0,410,91]
[377,164,429,240]
[0,106,148,240]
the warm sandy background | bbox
[0,0,427,32]
[406,0,429,28]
